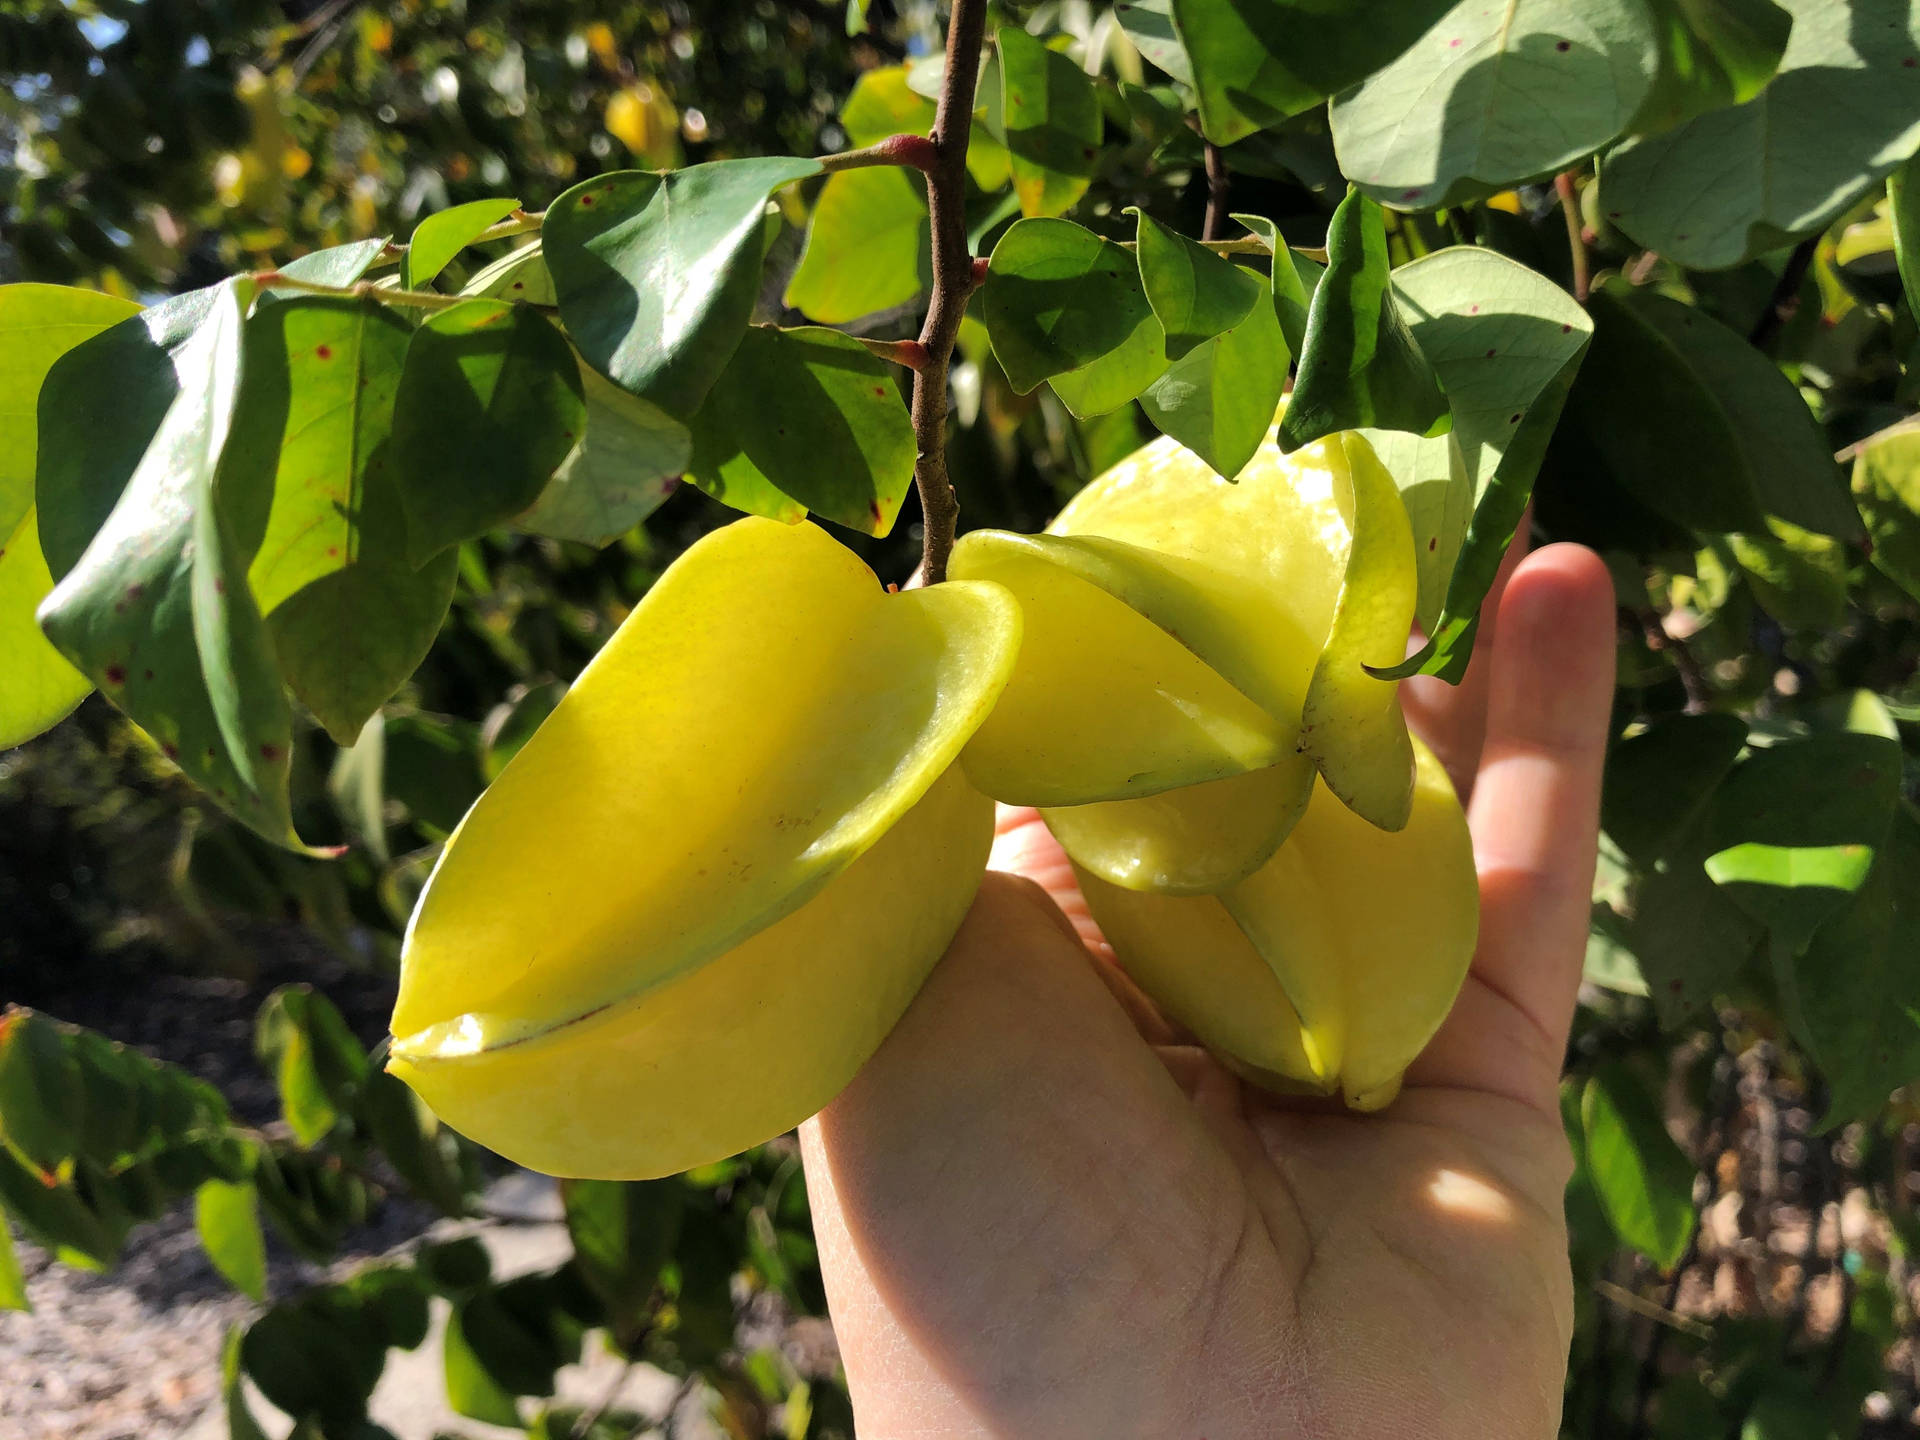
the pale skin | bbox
[800,537,1618,1439]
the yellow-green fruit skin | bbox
[1073,738,1477,1109]
[390,764,992,1179]
[388,517,1021,1179]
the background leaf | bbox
[785,167,931,324]
[1333,0,1658,211]
[388,299,584,564]
[0,284,138,747]
[195,1179,268,1302]
[1627,0,1794,133]
[1581,1064,1698,1268]
[1602,0,1920,269]
[544,158,821,416]
[1852,426,1920,601]
[998,26,1102,219]
[687,326,915,535]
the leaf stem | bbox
[820,134,942,174]
[251,271,473,311]
[907,0,991,584]
[1555,171,1590,304]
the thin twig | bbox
[1627,250,1662,286]
[1555,171,1591,303]
[364,210,546,271]
[1595,1278,1715,1341]
[252,272,473,311]
[1202,141,1230,242]
[1630,605,1712,714]
[1748,237,1818,351]
[906,0,991,584]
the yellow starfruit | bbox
[1075,737,1478,1109]
[388,518,1020,1179]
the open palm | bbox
[800,539,1616,1439]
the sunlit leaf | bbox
[998,26,1102,218]
[1130,208,1260,359]
[785,167,930,324]
[196,1179,268,1301]
[1628,0,1794,133]
[401,198,521,290]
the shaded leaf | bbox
[221,1326,272,1440]
[354,1071,474,1218]
[1581,1063,1697,1268]
[1854,426,1920,601]
[37,279,314,849]
[401,197,521,290]
[1140,265,1288,480]
[1169,0,1457,145]
[562,1177,684,1347]
[195,1179,268,1301]
[1888,153,1920,323]
[388,300,584,563]
[1602,0,1920,270]
[785,167,931,323]
[274,239,390,293]
[1628,0,1794,134]
[519,358,689,546]
[1230,213,1317,356]
[1115,0,1192,85]
[1795,807,1920,1127]
[984,218,1162,395]
[1333,0,1658,210]
[1603,713,1749,866]
[687,326,914,535]
[1368,246,1592,678]
[0,284,138,747]
[461,240,557,306]
[1726,518,1848,630]
[998,26,1102,218]
[544,159,821,417]
[241,1289,386,1431]
[1130,208,1260,359]
[255,985,371,1147]
[1279,189,1448,453]
[1557,283,1859,538]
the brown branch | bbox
[1748,237,1818,351]
[1630,605,1711,714]
[1202,141,1231,242]
[1555,171,1590,304]
[908,0,990,585]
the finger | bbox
[989,804,1109,956]
[1401,513,1533,803]
[1411,543,1615,1111]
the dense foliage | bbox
[4,0,1920,1436]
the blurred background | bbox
[4,1,1920,1438]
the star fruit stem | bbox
[907,0,991,585]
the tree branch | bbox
[908,0,990,585]
[1202,141,1231,242]
[1748,237,1817,351]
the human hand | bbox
[800,538,1617,1439]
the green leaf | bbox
[461,239,557,306]
[1852,426,1920,601]
[687,326,915,535]
[1169,0,1457,145]
[1115,0,1193,85]
[0,1009,81,1175]
[196,1179,268,1301]
[1230,213,1317,357]
[1333,0,1657,211]
[1279,189,1448,453]
[1888,154,1920,324]
[1366,246,1592,678]
[1602,713,1749,866]
[1580,1064,1697,1268]
[1602,0,1920,270]
[0,284,138,746]
[841,64,938,144]
[1140,265,1288,480]
[387,299,584,564]
[544,158,821,417]
[275,239,391,292]
[784,167,931,324]
[1795,807,1920,1127]
[561,1178,684,1346]
[998,26,1102,218]
[518,358,689,547]
[354,1071,474,1218]
[1557,283,1859,538]
[983,218,1164,397]
[1130,208,1260,359]
[445,1283,569,1421]
[400,197,521,290]
[443,1300,525,1427]
[0,1215,24,1312]
[1702,731,1903,955]
[1628,0,1794,134]
[255,985,371,1147]
[241,1291,387,1431]
[1725,518,1848,630]
[36,279,315,850]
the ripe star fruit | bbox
[953,420,1419,893]
[1076,736,1478,1110]
[387,518,1020,1180]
